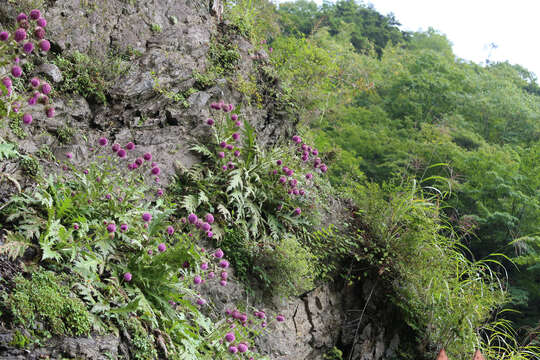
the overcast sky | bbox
[274,0,540,78]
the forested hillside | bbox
[269,0,540,351]
[0,0,539,359]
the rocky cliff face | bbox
[0,1,414,359]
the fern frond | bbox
[181,194,199,213]
[0,231,35,260]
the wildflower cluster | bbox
[0,9,54,124]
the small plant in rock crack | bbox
[0,9,56,129]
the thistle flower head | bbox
[206,118,214,125]
[123,272,132,282]
[188,213,198,224]
[120,224,128,232]
[151,167,160,175]
[125,142,135,150]
[201,262,209,270]
[22,113,33,124]
[37,18,47,27]
[38,39,50,52]
[98,137,108,146]
[107,223,116,233]
[225,332,235,342]
[233,150,240,157]
[231,114,238,121]
[214,248,224,258]
[196,298,206,306]
[158,243,166,252]
[23,42,34,53]
[276,314,285,322]
[201,222,211,231]
[14,28,26,42]
[220,279,227,286]
[232,132,239,140]
[143,152,152,161]
[207,231,213,238]
[293,208,301,216]
[193,275,202,284]
[166,226,174,235]
[0,32,9,41]
[226,144,234,150]
[219,260,230,269]
[279,176,286,184]
[221,271,228,279]
[205,213,215,224]
[142,213,152,222]
[11,66,22,78]
[29,9,41,20]
[220,141,227,148]
[218,151,225,158]
[117,149,127,158]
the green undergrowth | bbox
[3,270,92,338]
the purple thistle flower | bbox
[158,243,166,252]
[188,213,198,224]
[289,179,298,187]
[0,32,9,41]
[28,96,37,105]
[225,332,235,343]
[301,144,308,151]
[312,149,318,155]
[206,118,214,125]
[286,169,294,177]
[201,222,211,231]
[112,143,120,152]
[11,66,22,78]
[227,161,234,170]
[235,120,242,127]
[306,173,313,179]
[22,113,32,124]
[228,104,234,111]
[23,42,34,53]
[120,224,128,232]
[214,248,224,258]
[34,27,45,39]
[222,165,227,171]
[196,298,206,306]
[14,28,26,42]
[117,149,127,158]
[40,82,51,95]
[276,159,282,165]
[73,223,79,230]
[220,279,227,286]
[299,189,305,196]
[143,152,152,161]
[123,272,132,282]
[83,169,89,174]
[157,189,164,196]
[29,10,41,20]
[205,213,214,224]
[107,223,116,233]
[45,107,54,119]
[226,144,234,151]
[218,151,225,158]
[293,189,300,195]
[320,164,328,173]
[98,137,108,146]
[231,114,238,121]
[142,213,152,222]
[232,132,239,140]
[219,260,230,269]
[293,208,301,216]
[165,226,174,235]
[207,231,213,238]
[277,314,285,322]
[201,262,209,270]
[2,77,12,88]
[314,157,322,165]
[221,271,228,280]
[221,103,229,111]
[105,194,111,200]
[228,346,238,354]
[151,167,160,175]
[37,18,47,27]
[220,141,227,148]
[193,275,202,284]
[183,261,190,268]
[125,142,135,150]
[233,150,240,157]
[208,271,215,279]
[39,39,50,52]
[66,152,73,159]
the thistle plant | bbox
[0,9,54,126]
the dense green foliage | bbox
[227,0,540,357]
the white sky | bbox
[274,0,540,79]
